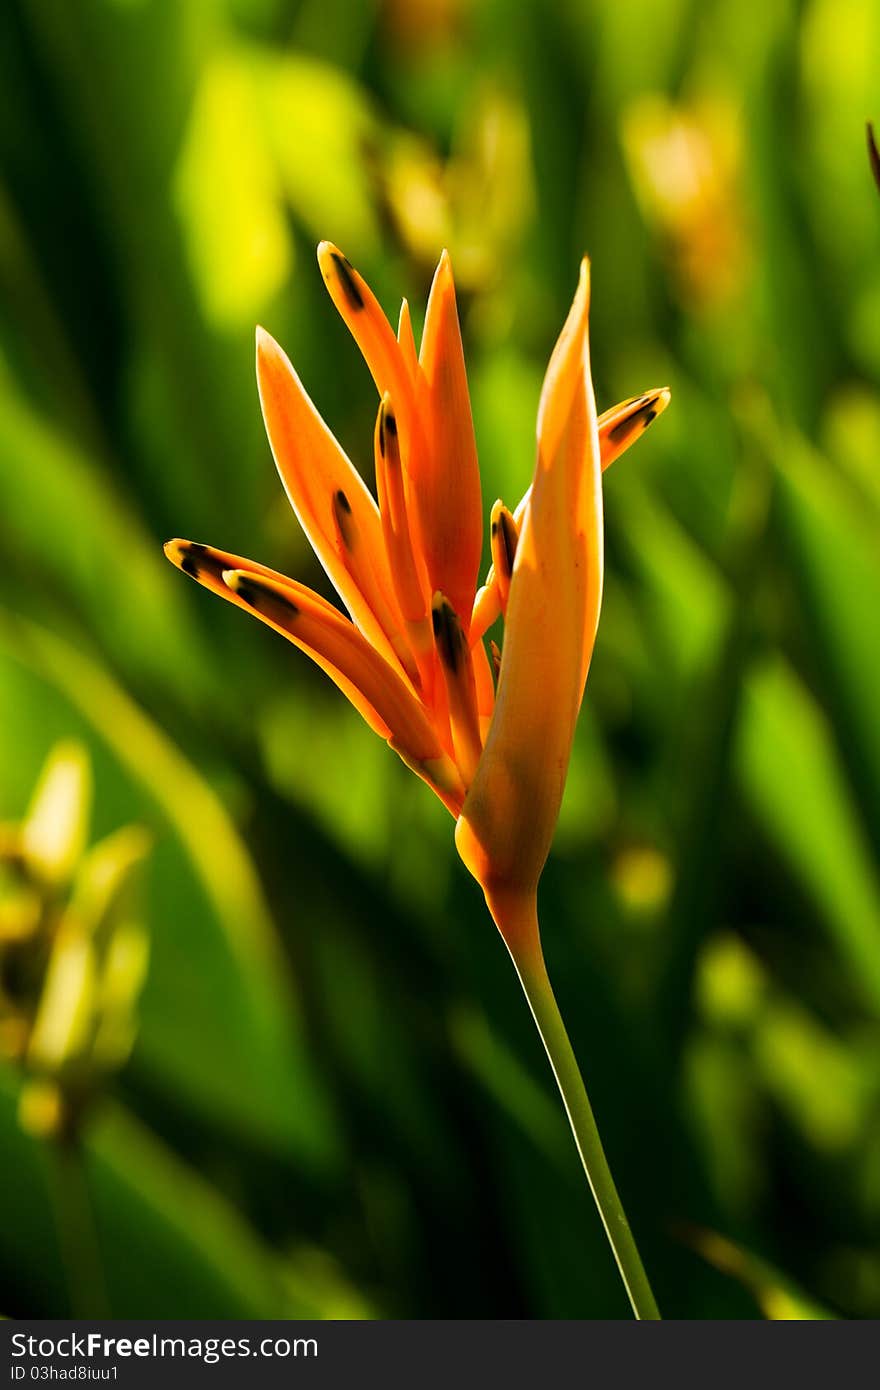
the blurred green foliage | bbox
[1,0,879,1319]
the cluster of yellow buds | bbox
[623,94,749,312]
[0,743,150,1141]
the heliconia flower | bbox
[165,245,668,921]
[165,244,669,1319]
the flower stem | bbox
[495,891,660,1319]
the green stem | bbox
[494,890,660,1319]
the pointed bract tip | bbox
[222,569,262,609]
[255,324,285,369]
[397,298,416,360]
[164,538,186,565]
[649,386,672,412]
[317,242,364,311]
[431,591,464,674]
[577,255,591,305]
[254,325,277,366]
[164,538,214,582]
[221,568,260,605]
[439,248,455,286]
[634,386,671,430]
[428,246,456,300]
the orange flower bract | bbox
[165,245,669,929]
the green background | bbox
[1,0,880,1319]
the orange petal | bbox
[329,486,420,687]
[374,396,437,693]
[469,500,518,642]
[455,259,601,899]
[431,593,483,786]
[415,251,483,629]
[489,500,519,615]
[597,388,671,467]
[164,538,313,610]
[397,298,419,378]
[470,386,669,642]
[255,328,410,679]
[471,634,496,739]
[166,538,463,812]
[316,243,421,457]
[165,536,391,734]
[470,578,502,644]
[374,398,430,625]
[221,562,463,812]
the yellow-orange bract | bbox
[455,261,601,925]
[165,244,669,937]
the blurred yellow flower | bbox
[382,87,534,293]
[623,94,749,311]
[0,742,151,1140]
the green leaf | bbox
[738,658,880,1012]
[0,613,338,1165]
[0,1068,341,1317]
[775,433,880,843]
[0,369,217,709]
[690,1227,835,1320]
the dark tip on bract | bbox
[330,252,364,311]
[235,580,257,606]
[607,416,633,444]
[332,489,355,548]
[497,511,517,574]
[237,578,299,620]
[379,404,398,463]
[432,597,462,675]
[609,398,660,444]
[178,541,218,580]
